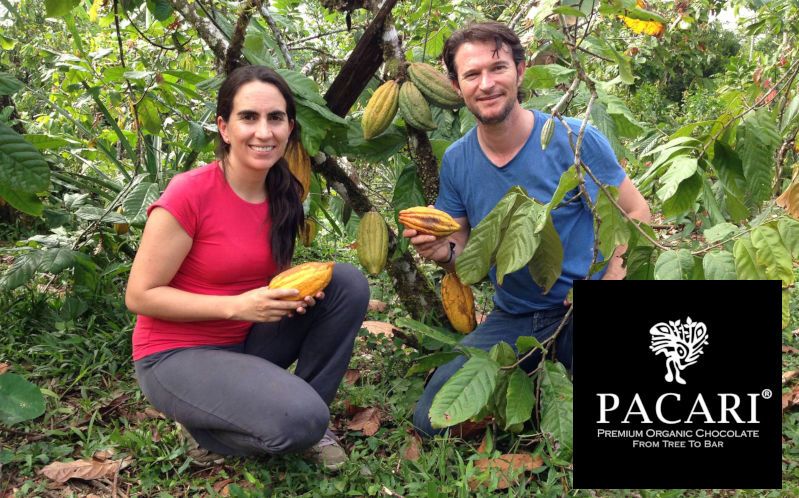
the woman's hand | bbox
[295,291,325,314]
[230,287,308,322]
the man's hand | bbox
[403,228,452,263]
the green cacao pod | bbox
[398,81,437,131]
[540,117,555,150]
[357,211,388,275]
[407,62,463,109]
[362,80,400,140]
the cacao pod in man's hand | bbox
[399,206,460,237]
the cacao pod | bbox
[398,206,460,237]
[269,261,335,299]
[540,117,555,150]
[398,81,437,131]
[284,140,311,201]
[441,272,476,334]
[357,211,388,275]
[300,219,318,247]
[114,206,129,235]
[362,79,400,139]
[407,62,463,109]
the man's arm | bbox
[602,177,652,280]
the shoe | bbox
[177,423,225,467]
[306,428,348,471]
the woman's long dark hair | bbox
[216,65,304,270]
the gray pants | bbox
[133,263,370,456]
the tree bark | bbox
[168,0,229,65]
[406,127,439,204]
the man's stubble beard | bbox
[472,94,516,125]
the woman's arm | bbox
[125,207,304,323]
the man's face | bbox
[451,41,524,125]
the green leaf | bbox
[595,186,630,258]
[778,217,799,259]
[22,134,70,150]
[547,165,579,214]
[662,172,702,218]
[75,206,128,223]
[429,356,500,428]
[783,290,791,330]
[341,122,405,162]
[656,156,697,202]
[392,163,426,212]
[496,200,544,285]
[516,335,544,355]
[528,215,563,293]
[0,248,89,291]
[395,317,460,347]
[732,237,767,280]
[703,222,738,244]
[539,360,573,460]
[522,64,576,90]
[590,100,625,158]
[295,102,330,156]
[146,0,173,21]
[406,351,461,377]
[781,94,799,132]
[122,181,159,227]
[599,91,644,138]
[138,97,162,135]
[654,249,695,280]
[456,190,520,285]
[0,184,42,216]
[45,0,80,17]
[276,69,326,105]
[737,108,780,206]
[711,141,748,222]
[0,72,23,96]
[489,341,517,367]
[750,225,794,287]
[504,368,535,428]
[0,373,46,425]
[0,123,49,193]
[702,250,737,280]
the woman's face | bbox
[217,80,294,176]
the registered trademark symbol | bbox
[762,389,772,399]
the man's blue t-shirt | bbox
[436,109,627,313]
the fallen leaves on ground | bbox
[784,370,799,383]
[40,453,133,484]
[401,430,422,461]
[343,369,361,385]
[368,299,387,313]
[784,345,799,354]
[347,406,381,436]
[361,320,396,337]
[0,362,8,374]
[783,385,799,413]
[469,453,544,491]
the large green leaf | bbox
[276,69,326,106]
[45,0,81,17]
[656,156,697,202]
[661,171,702,218]
[599,91,645,139]
[750,225,794,287]
[122,181,160,227]
[0,123,49,193]
[703,222,738,244]
[429,356,500,428]
[0,373,46,425]
[495,200,544,285]
[406,351,461,377]
[23,134,71,150]
[146,0,173,21]
[778,217,799,259]
[456,190,521,285]
[138,97,162,135]
[342,122,405,162]
[733,237,768,280]
[504,367,535,428]
[0,72,23,96]
[590,100,624,159]
[75,206,128,223]
[595,186,630,259]
[547,165,579,214]
[395,317,460,347]
[489,341,517,367]
[711,141,749,222]
[737,108,780,206]
[0,248,90,291]
[0,184,42,216]
[654,249,694,280]
[528,215,563,293]
[295,102,330,156]
[702,250,737,280]
[539,360,573,460]
[522,64,576,90]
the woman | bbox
[125,65,369,470]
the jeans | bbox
[133,263,370,456]
[412,306,572,437]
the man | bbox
[406,21,651,437]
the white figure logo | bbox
[649,317,708,385]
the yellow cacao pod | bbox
[114,206,129,235]
[407,62,463,109]
[300,219,318,247]
[362,80,399,139]
[269,261,335,299]
[398,206,460,237]
[357,211,388,275]
[284,140,311,201]
[398,81,437,131]
[441,273,476,334]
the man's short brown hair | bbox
[442,21,526,82]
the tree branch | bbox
[168,0,229,65]
[260,5,295,69]
[225,0,262,75]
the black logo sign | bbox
[574,280,781,489]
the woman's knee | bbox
[329,263,370,307]
[264,395,330,453]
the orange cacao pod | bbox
[398,206,460,237]
[357,211,388,275]
[300,219,318,247]
[441,273,476,334]
[269,261,335,299]
[284,140,311,201]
